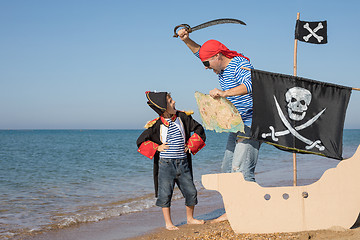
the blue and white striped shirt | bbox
[195,51,254,126]
[159,119,187,159]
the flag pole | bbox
[293,12,300,186]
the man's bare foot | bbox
[165,224,179,230]
[210,213,227,223]
[187,218,205,225]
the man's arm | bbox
[177,28,201,53]
[209,84,248,98]
[210,62,253,98]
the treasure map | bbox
[194,91,244,133]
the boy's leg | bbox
[162,207,179,230]
[210,213,228,223]
[176,158,204,225]
[157,158,177,230]
[186,205,205,224]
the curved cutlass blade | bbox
[173,18,246,37]
[192,18,246,31]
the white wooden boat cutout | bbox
[202,144,360,233]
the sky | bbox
[1,0,359,129]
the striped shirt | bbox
[159,119,187,159]
[194,51,254,126]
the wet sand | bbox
[23,189,224,240]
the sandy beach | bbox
[128,221,360,240]
[21,188,360,240]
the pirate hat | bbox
[146,91,168,115]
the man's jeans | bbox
[221,126,260,182]
[156,157,198,208]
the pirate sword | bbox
[173,18,246,38]
[262,108,326,139]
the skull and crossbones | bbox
[286,87,311,121]
[261,87,326,151]
[303,22,324,43]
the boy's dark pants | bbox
[156,157,198,208]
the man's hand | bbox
[209,88,225,98]
[177,28,201,53]
[177,28,189,41]
[210,85,248,98]
[157,143,169,152]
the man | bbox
[177,28,261,222]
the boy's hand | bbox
[184,146,192,154]
[157,143,169,152]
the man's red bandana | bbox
[199,39,250,62]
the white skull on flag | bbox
[285,87,312,121]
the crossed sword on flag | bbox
[261,96,326,151]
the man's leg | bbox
[232,126,260,182]
[221,132,237,173]
[211,133,237,223]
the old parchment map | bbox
[194,91,244,133]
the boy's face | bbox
[166,95,176,115]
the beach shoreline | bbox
[2,130,359,240]
[21,189,225,240]
[21,187,360,240]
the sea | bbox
[0,129,359,239]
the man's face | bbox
[202,54,221,74]
[166,95,176,115]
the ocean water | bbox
[0,129,359,239]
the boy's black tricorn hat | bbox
[146,91,167,115]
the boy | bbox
[137,91,206,230]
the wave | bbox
[1,186,199,240]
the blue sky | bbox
[1,0,359,129]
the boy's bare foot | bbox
[187,218,205,225]
[209,213,227,223]
[166,225,179,230]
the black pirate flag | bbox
[250,69,351,160]
[295,20,327,44]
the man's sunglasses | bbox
[202,61,210,67]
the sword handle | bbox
[173,24,192,38]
